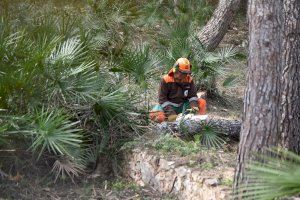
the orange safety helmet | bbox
[173,58,192,74]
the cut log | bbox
[154,116,241,141]
[209,117,241,140]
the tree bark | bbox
[197,0,242,51]
[281,0,300,154]
[233,0,282,194]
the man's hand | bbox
[186,107,199,114]
[192,107,199,113]
[167,114,178,122]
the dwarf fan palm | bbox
[110,43,161,90]
[191,41,238,93]
[0,30,54,110]
[23,108,83,159]
[43,37,105,106]
[0,1,120,182]
[47,37,86,66]
[235,149,300,200]
[52,156,85,183]
[94,88,141,127]
[84,0,138,57]
[197,124,226,149]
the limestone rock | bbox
[125,148,233,200]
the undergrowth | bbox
[153,134,202,156]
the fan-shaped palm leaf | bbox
[235,149,300,200]
[0,31,45,109]
[94,88,140,126]
[164,38,191,68]
[137,1,162,27]
[46,60,101,104]
[200,124,226,149]
[51,156,85,183]
[24,108,83,159]
[111,43,161,89]
[48,37,86,66]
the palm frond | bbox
[90,32,111,51]
[137,1,162,26]
[24,108,83,159]
[111,43,161,89]
[94,88,139,125]
[192,0,215,26]
[47,37,86,66]
[217,46,238,62]
[84,0,134,56]
[165,38,191,67]
[200,124,226,149]
[235,149,300,200]
[46,61,100,104]
[51,156,85,183]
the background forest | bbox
[0,0,240,180]
[1,0,299,199]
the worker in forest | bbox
[150,58,207,123]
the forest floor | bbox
[0,17,247,200]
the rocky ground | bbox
[122,130,238,200]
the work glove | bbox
[167,114,178,122]
[192,107,199,113]
[186,107,199,114]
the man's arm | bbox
[158,78,176,116]
[187,79,199,108]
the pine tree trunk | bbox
[239,0,247,14]
[197,0,242,51]
[281,0,300,154]
[233,0,282,194]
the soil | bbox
[0,150,176,200]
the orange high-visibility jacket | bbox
[159,69,198,110]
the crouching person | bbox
[150,58,206,123]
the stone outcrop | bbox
[125,148,234,200]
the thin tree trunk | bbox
[233,0,282,195]
[173,0,180,15]
[281,0,300,154]
[197,0,242,51]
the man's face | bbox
[174,71,189,80]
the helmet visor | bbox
[178,69,192,74]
